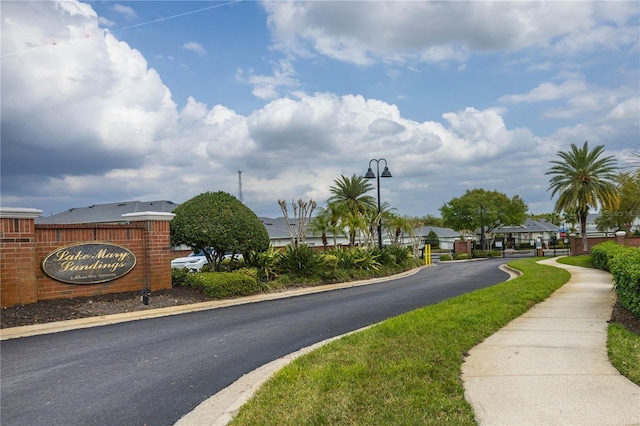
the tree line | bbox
[170,141,639,269]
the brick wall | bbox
[1,209,174,307]
[570,234,640,256]
[454,240,472,256]
[0,209,40,306]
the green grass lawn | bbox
[608,324,640,385]
[555,254,593,268]
[231,258,570,425]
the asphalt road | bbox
[1,259,509,426]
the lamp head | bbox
[381,167,392,178]
[364,168,375,179]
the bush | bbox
[474,250,502,258]
[454,253,471,260]
[381,245,413,266]
[591,242,640,317]
[222,256,245,271]
[170,191,269,272]
[278,244,325,277]
[190,272,262,299]
[609,248,640,317]
[329,247,380,270]
[591,241,625,271]
[171,268,198,287]
[255,246,282,282]
[439,254,453,261]
[321,253,339,270]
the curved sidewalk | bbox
[462,258,640,425]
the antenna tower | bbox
[238,167,244,203]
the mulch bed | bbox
[610,299,640,335]
[0,286,214,329]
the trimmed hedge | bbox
[591,242,640,317]
[190,272,263,299]
[474,250,502,258]
[591,241,626,271]
[609,248,640,317]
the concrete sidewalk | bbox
[462,257,640,425]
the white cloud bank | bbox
[1,1,638,219]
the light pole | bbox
[475,206,486,251]
[365,158,392,249]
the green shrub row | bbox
[173,245,421,298]
[439,253,471,261]
[591,241,626,271]
[592,242,640,317]
[610,249,640,317]
[190,271,264,299]
[474,250,502,258]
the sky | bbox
[2,1,639,220]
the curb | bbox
[1,267,424,340]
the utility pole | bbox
[238,167,244,203]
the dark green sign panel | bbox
[42,243,136,284]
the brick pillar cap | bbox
[0,207,43,219]
[615,230,627,237]
[121,211,175,222]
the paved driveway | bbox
[1,259,509,426]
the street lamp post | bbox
[365,158,392,249]
[475,206,486,251]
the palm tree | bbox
[383,211,413,246]
[309,211,330,249]
[310,203,347,249]
[546,141,619,253]
[622,145,639,176]
[328,175,376,246]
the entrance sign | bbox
[42,243,136,284]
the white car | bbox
[171,251,209,272]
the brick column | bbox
[1,208,43,307]
[615,230,627,246]
[122,212,175,292]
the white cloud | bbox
[236,59,298,99]
[1,0,637,219]
[98,16,115,27]
[183,41,205,56]
[499,78,588,103]
[112,4,136,19]
[606,96,640,121]
[262,1,637,66]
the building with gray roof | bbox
[35,201,179,224]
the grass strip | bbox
[231,258,570,425]
[608,324,640,385]
[555,254,593,268]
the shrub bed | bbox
[172,245,424,300]
[591,242,640,317]
[190,272,263,299]
[591,241,626,271]
[609,249,640,317]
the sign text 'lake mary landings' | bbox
[42,243,136,284]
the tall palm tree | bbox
[328,174,376,246]
[546,141,619,253]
